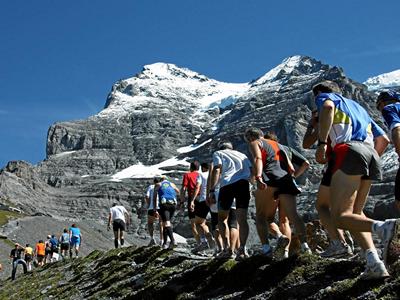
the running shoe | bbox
[274,235,290,260]
[213,248,223,257]
[168,241,177,250]
[300,242,312,254]
[359,261,390,280]
[283,250,289,259]
[148,238,156,246]
[216,249,235,259]
[192,242,209,254]
[235,246,249,261]
[162,243,169,250]
[320,241,352,258]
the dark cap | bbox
[376,90,400,109]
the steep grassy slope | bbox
[1,245,399,299]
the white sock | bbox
[365,248,380,266]
[301,242,310,250]
[276,232,282,239]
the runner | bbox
[180,161,201,247]
[312,80,399,279]
[191,163,215,253]
[264,131,310,259]
[49,234,59,262]
[145,177,163,246]
[208,141,252,260]
[34,240,46,266]
[108,203,130,249]
[45,235,52,263]
[303,107,389,258]
[206,163,224,256]
[10,243,23,264]
[376,89,400,212]
[23,244,33,271]
[69,224,82,258]
[245,128,311,258]
[9,244,27,280]
[154,176,181,249]
[59,229,70,259]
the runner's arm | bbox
[392,127,400,157]
[206,163,215,204]
[316,100,334,164]
[248,141,266,189]
[171,182,181,195]
[145,195,150,209]
[107,212,112,229]
[208,164,221,193]
[192,181,201,202]
[180,175,187,204]
[153,184,160,211]
[290,147,310,178]
[124,209,131,226]
[374,134,390,156]
[303,111,319,149]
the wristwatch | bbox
[317,140,328,146]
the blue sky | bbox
[1,0,399,167]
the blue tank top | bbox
[158,180,176,203]
[69,227,81,238]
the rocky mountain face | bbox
[1,56,399,248]
[1,245,400,299]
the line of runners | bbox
[8,224,82,278]
[145,82,400,280]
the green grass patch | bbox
[0,210,23,226]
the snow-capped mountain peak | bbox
[364,69,400,91]
[98,63,249,121]
[141,62,209,82]
[252,55,317,86]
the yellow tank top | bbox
[25,247,33,255]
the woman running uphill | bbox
[245,127,311,255]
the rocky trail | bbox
[1,245,400,299]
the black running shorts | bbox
[60,243,69,251]
[267,174,301,197]
[219,179,250,211]
[194,201,209,219]
[112,219,126,232]
[159,203,176,222]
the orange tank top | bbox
[36,243,45,256]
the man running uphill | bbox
[313,80,400,279]
[108,203,130,249]
[208,141,252,260]
[154,176,181,249]
[69,224,82,258]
